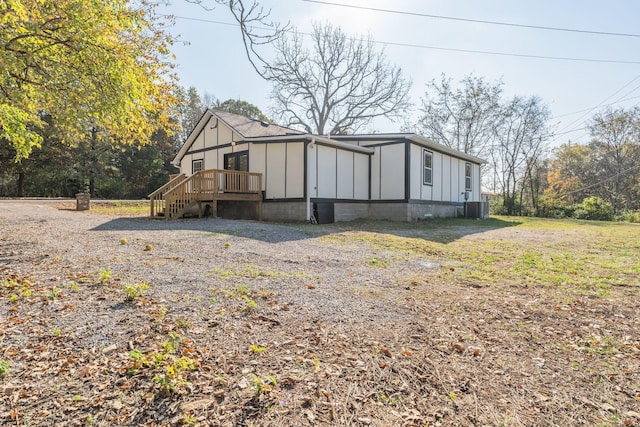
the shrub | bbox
[616,210,640,223]
[574,196,614,221]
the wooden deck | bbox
[149,169,262,219]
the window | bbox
[465,163,472,191]
[423,150,433,185]
[192,159,203,174]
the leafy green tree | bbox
[216,99,270,122]
[541,108,640,217]
[540,143,593,214]
[1,0,177,160]
[0,113,79,197]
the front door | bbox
[223,151,248,192]
[224,151,249,172]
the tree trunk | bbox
[17,171,25,197]
[89,170,96,198]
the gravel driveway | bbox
[2,200,638,427]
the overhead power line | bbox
[554,73,640,137]
[158,14,640,65]
[302,0,640,39]
[551,95,640,119]
[557,164,640,198]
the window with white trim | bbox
[192,159,203,174]
[465,163,472,191]
[423,150,433,185]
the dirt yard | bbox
[0,200,638,426]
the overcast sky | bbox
[157,0,640,148]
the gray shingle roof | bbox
[213,110,303,138]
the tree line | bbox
[0,87,266,199]
[1,0,638,221]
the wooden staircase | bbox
[149,169,262,219]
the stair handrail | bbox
[148,173,186,217]
[148,173,186,199]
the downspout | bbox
[307,137,315,222]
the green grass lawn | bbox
[70,200,149,216]
[317,215,640,300]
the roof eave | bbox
[408,135,487,164]
[246,134,375,154]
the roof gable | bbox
[213,110,303,138]
[173,109,304,165]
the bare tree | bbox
[414,74,503,158]
[267,23,411,135]
[587,107,640,212]
[492,96,552,215]
[187,4,409,134]
[188,0,288,78]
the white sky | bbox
[157,0,640,148]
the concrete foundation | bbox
[216,201,261,220]
[334,203,370,222]
[262,202,307,222]
[262,200,466,223]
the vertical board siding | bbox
[371,147,381,200]
[450,159,460,202]
[353,153,369,199]
[266,143,286,199]
[218,126,232,147]
[250,143,267,191]
[410,144,422,200]
[336,150,354,199]
[308,144,317,198]
[317,145,337,199]
[192,129,205,152]
[203,118,215,148]
[442,157,451,200]
[380,144,405,200]
[176,116,484,209]
[432,152,442,201]
[203,150,210,171]
[286,143,304,198]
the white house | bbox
[150,109,487,222]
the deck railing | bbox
[192,169,262,195]
[150,169,262,219]
[148,173,186,217]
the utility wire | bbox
[158,14,640,65]
[551,95,640,119]
[549,86,640,146]
[556,164,640,198]
[551,73,640,144]
[301,0,640,39]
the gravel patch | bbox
[1,200,638,427]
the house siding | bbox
[286,143,305,198]
[379,144,405,200]
[171,111,487,223]
[265,143,286,199]
[336,150,354,199]
[353,154,369,200]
